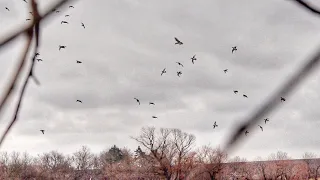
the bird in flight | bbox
[232,46,237,53]
[65,15,70,17]
[213,121,218,129]
[174,37,183,45]
[37,59,43,62]
[224,69,228,73]
[258,125,263,131]
[264,118,269,124]
[191,55,197,64]
[243,94,248,98]
[5,7,9,11]
[134,98,140,105]
[281,97,286,102]
[161,68,166,76]
[81,22,85,29]
[69,5,75,8]
[176,62,184,67]
[76,100,82,103]
[177,71,182,77]
[59,45,66,51]
[26,19,31,21]
[152,116,158,119]
[245,130,249,136]
[35,52,40,57]
[149,102,155,105]
[233,90,238,94]
[61,21,69,24]
[52,9,60,13]
[76,60,82,64]
[40,130,45,134]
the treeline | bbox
[0,126,319,179]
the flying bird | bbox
[36,59,43,62]
[35,52,40,57]
[191,55,196,64]
[224,69,228,73]
[213,121,218,129]
[26,18,31,21]
[59,45,66,51]
[174,37,183,45]
[152,116,158,119]
[149,102,155,105]
[76,60,82,64]
[81,22,85,29]
[176,62,184,67]
[264,118,269,124]
[243,94,248,98]
[258,125,263,131]
[5,7,9,11]
[40,130,45,134]
[177,71,182,77]
[134,98,140,105]
[245,130,249,136]
[76,100,82,103]
[232,46,237,53]
[65,15,70,17]
[281,97,286,102]
[161,68,166,76]
[61,21,69,24]
[233,90,238,94]
[69,5,75,8]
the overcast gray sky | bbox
[1,0,320,160]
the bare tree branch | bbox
[292,0,320,15]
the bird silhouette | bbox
[81,22,85,29]
[177,71,182,77]
[191,55,197,64]
[65,14,70,17]
[76,100,82,103]
[134,98,140,105]
[69,5,75,8]
[40,130,45,134]
[152,116,158,119]
[224,69,228,73]
[37,59,43,62]
[176,62,184,67]
[26,18,31,21]
[233,90,238,94]
[232,46,237,53]
[281,97,286,102]
[59,45,66,51]
[76,60,82,64]
[245,130,249,136]
[61,21,69,24]
[161,68,166,76]
[149,102,155,105]
[5,7,9,11]
[264,118,269,124]
[213,121,218,129]
[258,125,263,131]
[243,94,248,98]
[174,37,183,45]
[35,53,40,57]
[55,10,60,13]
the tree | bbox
[134,146,145,158]
[302,152,320,179]
[72,145,94,179]
[131,126,196,180]
[195,145,227,180]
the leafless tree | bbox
[72,145,94,179]
[302,152,320,179]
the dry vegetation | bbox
[0,126,319,179]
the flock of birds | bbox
[4,1,85,135]
[3,2,287,137]
[134,37,287,136]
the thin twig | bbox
[223,0,320,154]
[0,0,77,120]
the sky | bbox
[1,0,320,161]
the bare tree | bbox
[72,145,94,179]
[302,152,320,179]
